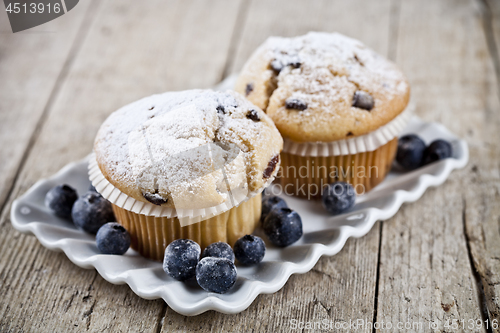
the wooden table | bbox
[1,0,499,332]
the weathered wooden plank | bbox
[0,0,242,332]
[0,0,93,217]
[375,0,495,331]
[229,0,392,74]
[162,0,394,331]
[465,1,500,331]
[480,0,500,97]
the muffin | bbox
[89,90,283,261]
[235,32,411,197]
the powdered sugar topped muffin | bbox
[235,31,410,142]
[94,89,283,210]
[236,32,411,197]
[91,89,283,260]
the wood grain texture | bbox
[0,0,94,215]
[465,1,500,331]
[375,0,498,332]
[481,0,500,98]
[0,0,241,332]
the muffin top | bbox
[94,90,283,210]
[235,32,410,142]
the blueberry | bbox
[423,139,453,165]
[233,235,266,265]
[71,192,115,234]
[246,109,260,122]
[396,134,427,170]
[285,98,307,110]
[262,208,303,247]
[202,242,235,263]
[245,83,254,96]
[322,181,356,215]
[261,196,287,222]
[96,222,130,255]
[263,155,280,179]
[196,257,237,293]
[45,184,78,219]
[352,91,374,110]
[216,105,225,114]
[163,239,201,281]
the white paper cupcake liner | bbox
[88,154,277,226]
[282,103,414,157]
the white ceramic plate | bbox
[10,115,468,316]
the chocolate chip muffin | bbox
[236,32,411,197]
[90,90,283,260]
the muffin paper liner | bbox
[278,138,398,198]
[282,103,413,157]
[88,154,277,226]
[112,194,261,261]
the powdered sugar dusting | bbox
[236,31,410,142]
[94,90,282,209]
[262,32,407,113]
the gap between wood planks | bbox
[0,0,100,224]
[479,0,500,100]
[472,0,500,330]
[463,197,494,333]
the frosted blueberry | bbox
[202,242,235,263]
[163,239,201,281]
[233,235,266,266]
[196,257,237,293]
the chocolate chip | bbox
[270,59,283,74]
[246,109,260,121]
[216,105,225,114]
[263,155,280,179]
[289,61,301,69]
[285,98,307,111]
[148,106,154,110]
[352,91,374,111]
[346,132,353,136]
[143,192,168,205]
[245,83,254,96]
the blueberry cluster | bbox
[163,239,238,294]
[45,183,130,255]
[162,233,272,293]
[396,135,453,171]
